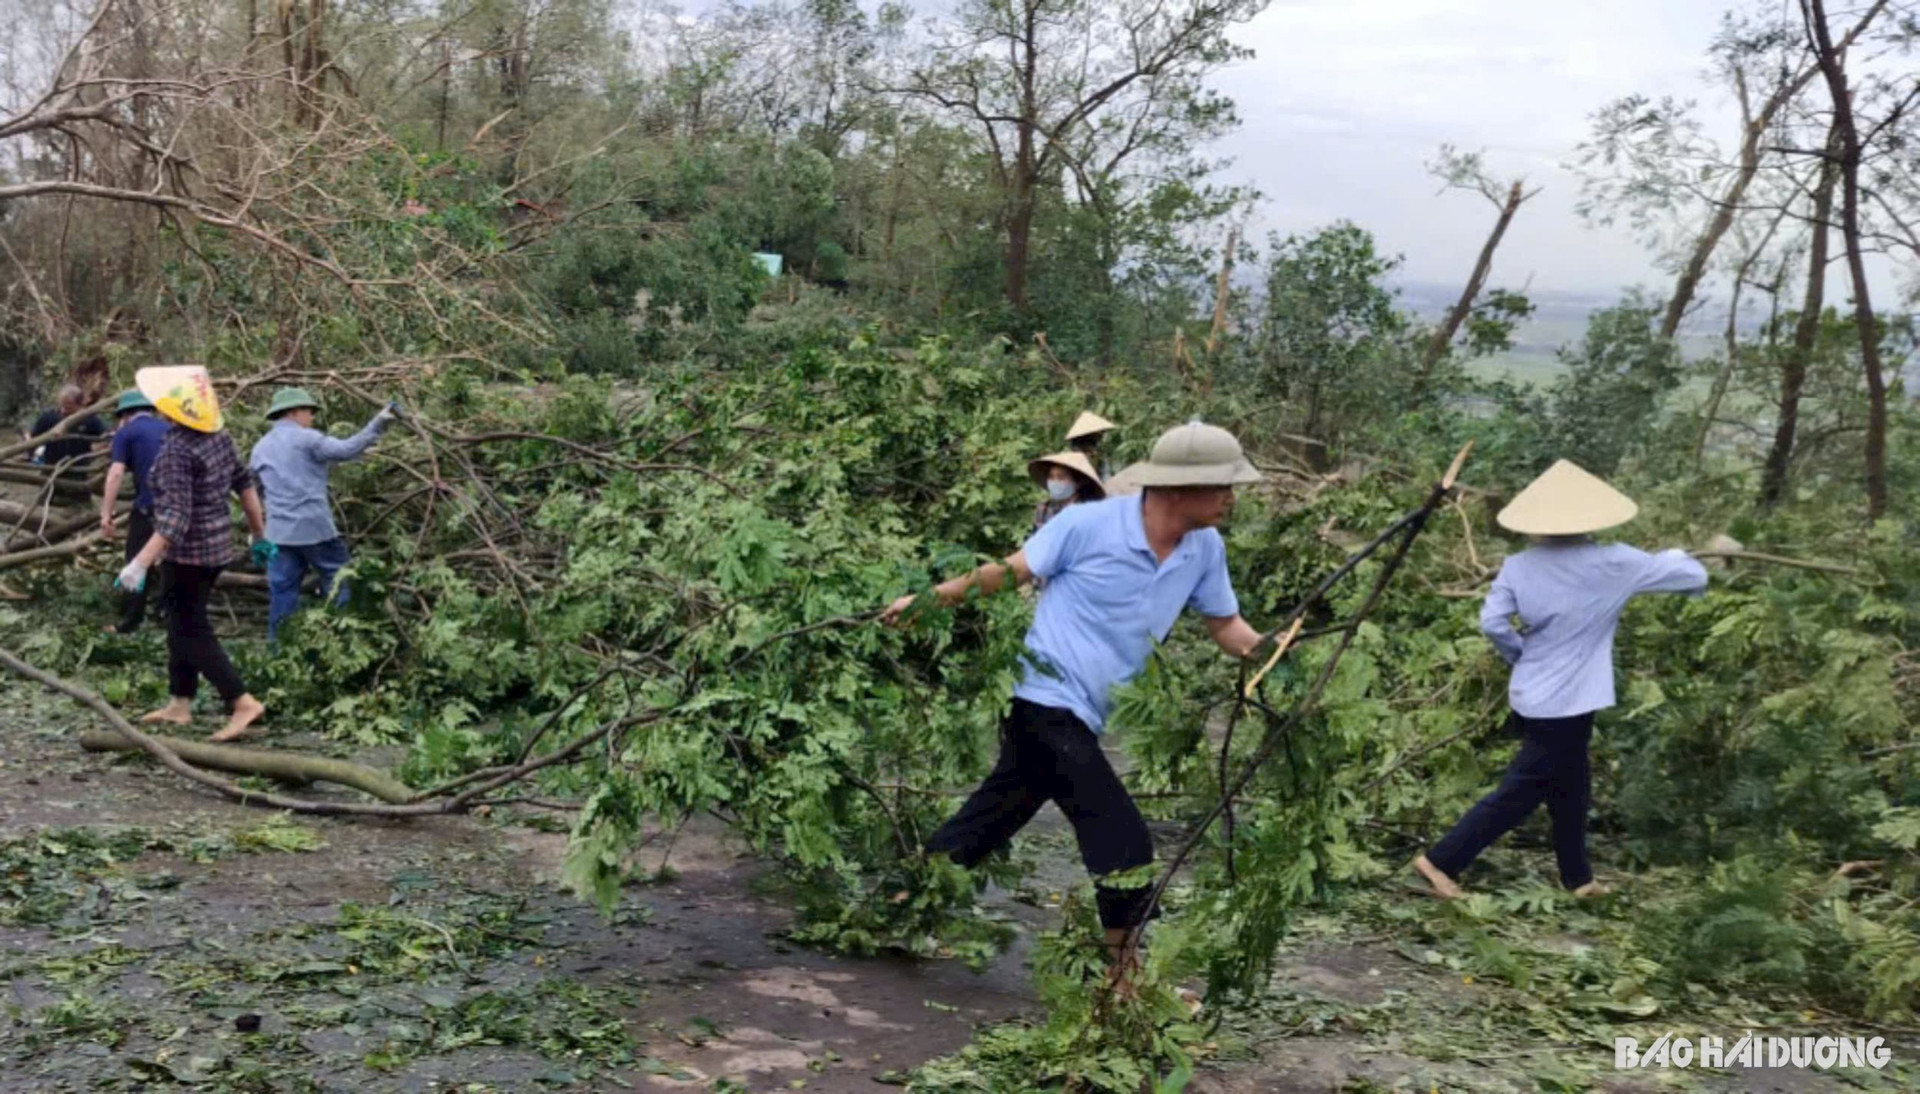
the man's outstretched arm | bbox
[880,549,1034,625]
[1205,614,1263,660]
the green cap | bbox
[266,387,321,419]
[115,389,155,416]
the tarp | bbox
[753,252,783,277]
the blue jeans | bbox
[267,537,352,642]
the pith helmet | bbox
[1066,411,1116,442]
[1028,451,1106,497]
[1127,421,1263,488]
[1495,460,1638,535]
[1104,462,1145,497]
[135,366,223,433]
[115,390,155,416]
[266,387,321,420]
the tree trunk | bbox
[1417,180,1525,392]
[1005,0,1038,314]
[1760,131,1837,507]
[1663,129,1761,340]
[436,41,452,151]
[1205,225,1238,356]
[1695,219,1789,471]
[80,730,417,803]
[1005,146,1035,312]
[1806,0,1889,518]
[1693,266,1746,471]
[881,130,905,264]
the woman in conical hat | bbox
[119,366,272,742]
[1413,460,1713,901]
[1065,411,1115,478]
[1030,450,1105,532]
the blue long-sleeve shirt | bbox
[249,414,390,546]
[1481,541,1707,718]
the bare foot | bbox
[1573,880,1613,899]
[140,700,192,726]
[1175,986,1204,1016]
[1102,957,1142,1004]
[209,695,266,742]
[1413,855,1465,900]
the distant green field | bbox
[1463,314,1723,389]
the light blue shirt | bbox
[249,415,390,546]
[1014,495,1240,732]
[1482,541,1708,718]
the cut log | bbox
[79,730,416,803]
[0,534,99,571]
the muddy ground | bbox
[3,677,1913,1093]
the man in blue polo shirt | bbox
[881,420,1266,977]
[100,390,172,634]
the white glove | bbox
[374,400,402,426]
[115,559,149,592]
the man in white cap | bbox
[1414,460,1715,900]
[881,420,1266,979]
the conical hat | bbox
[1496,460,1637,535]
[136,366,223,433]
[1028,451,1106,497]
[1066,411,1116,442]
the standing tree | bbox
[1574,3,1886,338]
[1659,5,1884,338]
[1257,223,1408,439]
[1415,145,1539,395]
[1800,0,1899,519]
[1760,127,1838,507]
[894,0,1267,317]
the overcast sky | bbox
[1212,0,1737,296]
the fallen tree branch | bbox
[0,646,455,817]
[79,730,417,803]
[1121,443,1472,992]
[0,533,101,572]
[1690,548,1861,575]
[1214,445,1472,833]
[1445,545,1863,592]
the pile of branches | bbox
[0,359,744,808]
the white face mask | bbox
[1046,480,1077,502]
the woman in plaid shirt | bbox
[117,370,272,742]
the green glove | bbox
[251,539,278,568]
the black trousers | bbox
[162,562,246,704]
[1426,711,1595,889]
[925,699,1155,929]
[115,509,162,633]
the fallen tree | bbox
[78,729,417,803]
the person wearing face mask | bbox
[1031,451,1105,532]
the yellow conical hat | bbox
[1496,459,1637,535]
[135,365,223,433]
[1066,411,1115,442]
